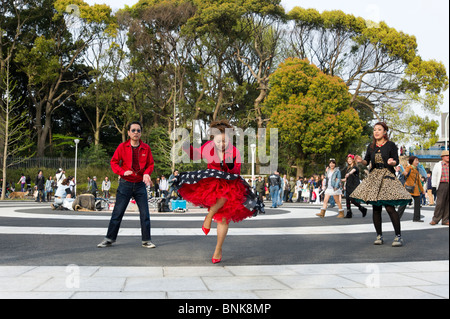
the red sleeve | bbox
[143,146,154,176]
[183,141,212,161]
[110,144,125,176]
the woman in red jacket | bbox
[175,120,264,264]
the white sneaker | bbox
[142,241,156,249]
[392,236,404,247]
[97,239,113,248]
[373,235,384,245]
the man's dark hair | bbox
[128,121,142,131]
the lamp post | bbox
[250,143,256,188]
[445,113,449,151]
[74,139,80,197]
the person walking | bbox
[397,156,425,222]
[316,159,345,218]
[102,176,111,199]
[174,120,264,264]
[343,154,367,218]
[167,170,180,203]
[97,121,155,249]
[91,176,98,197]
[269,172,282,208]
[35,170,46,203]
[282,174,290,202]
[45,176,54,202]
[55,169,66,187]
[351,122,412,247]
[159,175,169,198]
[288,177,295,202]
[17,174,26,192]
[296,177,303,202]
[426,171,434,206]
[255,176,265,203]
[430,150,449,226]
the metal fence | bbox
[2,157,89,170]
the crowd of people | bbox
[8,170,113,208]
[4,120,447,262]
[251,156,441,214]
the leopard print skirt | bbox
[350,168,412,206]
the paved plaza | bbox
[0,201,448,299]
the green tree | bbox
[14,0,117,157]
[265,58,364,176]
[1,58,35,200]
[287,7,448,146]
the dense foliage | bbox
[1,0,447,178]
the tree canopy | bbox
[266,58,364,175]
[0,0,447,177]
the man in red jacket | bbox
[98,121,156,248]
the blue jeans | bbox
[269,185,280,208]
[105,179,151,242]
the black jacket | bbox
[364,141,399,174]
[269,174,281,187]
[35,174,45,190]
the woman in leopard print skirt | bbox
[352,122,412,247]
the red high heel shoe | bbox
[202,217,210,235]
[212,255,222,264]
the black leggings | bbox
[345,193,364,211]
[372,205,401,236]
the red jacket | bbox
[110,139,154,183]
[183,140,241,175]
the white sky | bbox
[85,0,449,137]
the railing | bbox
[1,157,89,170]
[410,146,449,159]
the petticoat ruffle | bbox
[173,169,264,224]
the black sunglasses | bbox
[131,129,141,133]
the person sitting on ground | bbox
[51,177,72,210]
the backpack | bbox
[398,169,411,185]
[73,194,96,211]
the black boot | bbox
[360,206,368,218]
[345,210,353,218]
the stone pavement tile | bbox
[403,271,449,285]
[0,292,74,299]
[202,276,289,291]
[225,265,298,276]
[71,291,166,299]
[34,276,126,292]
[287,264,358,275]
[340,273,440,287]
[254,288,350,299]
[168,291,260,299]
[342,262,411,274]
[124,277,207,292]
[0,276,52,292]
[274,274,363,289]
[393,260,449,272]
[411,285,449,299]
[164,266,234,277]
[93,267,163,278]
[0,266,36,277]
[20,266,99,278]
[337,286,445,299]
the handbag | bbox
[405,169,418,194]
[405,184,415,193]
